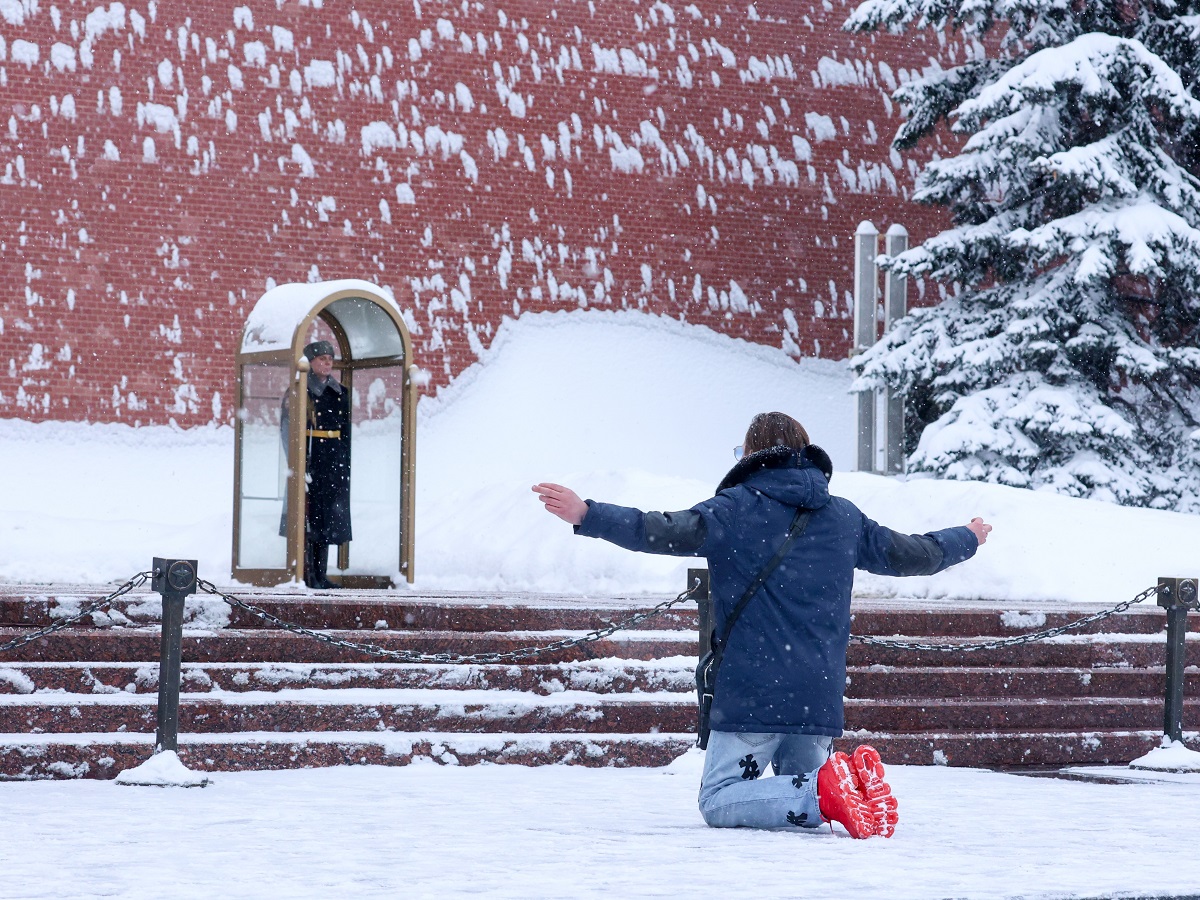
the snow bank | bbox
[414,311,852,592]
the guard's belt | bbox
[306,429,341,439]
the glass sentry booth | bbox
[232,280,417,587]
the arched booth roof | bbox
[240,279,407,362]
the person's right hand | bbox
[532,483,589,526]
[967,517,992,546]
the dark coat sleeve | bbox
[855,516,978,576]
[573,495,734,557]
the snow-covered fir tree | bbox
[845,0,1200,510]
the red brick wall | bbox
[0,0,955,426]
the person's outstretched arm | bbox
[856,515,991,577]
[532,482,719,556]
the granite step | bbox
[2,625,1195,669]
[2,661,1196,699]
[848,606,1190,637]
[0,593,698,633]
[1,690,1191,736]
[1,727,1191,781]
[0,660,697,695]
[1,588,1189,637]
[0,627,697,664]
[847,697,1200,732]
[0,689,698,735]
[847,637,1199,669]
[0,732,695,780]
[842,729,1191,769]
[845,665,1200,699]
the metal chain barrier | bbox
[0,573,1162,662]
[0,571,153,655]
[197,578,1161,661]
[196,577,703,664]
[850,584,1161,652]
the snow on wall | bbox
[0,0,958,426]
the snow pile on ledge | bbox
[115,750,211,787]
[1130,738,1200,773]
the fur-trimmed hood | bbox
[716,444,833,495]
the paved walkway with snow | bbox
[4,751,1199,899]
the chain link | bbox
[0,571,153,655]
[850,584,1162,652]
[197,578,703,664]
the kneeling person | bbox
[533,412,990,837]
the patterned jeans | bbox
[698,731,833,829]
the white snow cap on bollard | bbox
[1129,737,1200,773]
[115,750,211,788]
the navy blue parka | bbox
[574,446,978,737]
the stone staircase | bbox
[0,583,1196,779]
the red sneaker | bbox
[851,745,899,838]
[816,751,876,838]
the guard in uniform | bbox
[281,340,352,588]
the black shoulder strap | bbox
[709,506,812,674]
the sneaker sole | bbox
[852,745,899,838]
[819,752,877,839]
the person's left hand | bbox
[967,517,992,546]
[532,483,589,526]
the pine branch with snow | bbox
[847,2,1200,510]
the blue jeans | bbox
[698,731,833,829]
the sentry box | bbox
[232,280,418,588]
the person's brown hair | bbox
[742,412,810,456]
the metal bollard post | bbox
[853,221,879,473]
[689,568,712,657]
[1157,577,1198,743]
[882,224,908,476]
[151,558,198,753]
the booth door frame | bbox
[231,348,296,587]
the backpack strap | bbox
[713,506,811,664]
[696,506,812,748]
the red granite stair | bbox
[0,583,1196,778]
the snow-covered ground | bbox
[3,750,1200,900]
[3,309,1199,603]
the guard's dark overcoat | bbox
[303,375,353,544]
[280,374,353,544]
